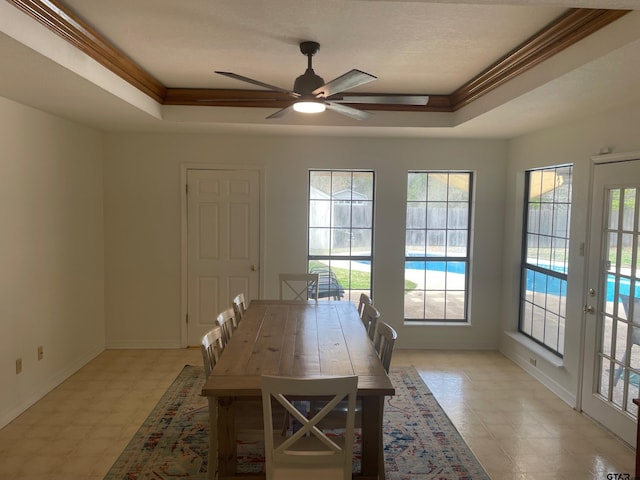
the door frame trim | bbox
[578,151,640,411]
[180,163,265,348]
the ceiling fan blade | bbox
[313,69,376,98]
[335,95,429,106]
[266,105,295,119]
[325,102,374,121]
[215,71,299,97]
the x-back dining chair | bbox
[261,375,358,480]
[372,321,398,373]
[217,307,237,346]
[232,292,248,323]
[361,303,381,341]
[279,273,319,302]
[201,326,225,377]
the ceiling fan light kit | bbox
[215,41,429,121]
[293,100,326,114]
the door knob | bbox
[250,264,258,271]
[583,305,595,314]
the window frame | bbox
[404,171,473,322]
[519,164,573,357]
[307,169,375,303]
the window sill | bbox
[404,321,472,327]
[504,331,564,368]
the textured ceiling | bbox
[60,0,565,94]
[1,0,639,138]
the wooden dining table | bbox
[201,299,395,480]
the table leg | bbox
[217,397,237,477]
[361,396,385,480]
[207,397,218,480]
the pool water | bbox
[525,268,638,302]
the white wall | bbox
[103,133,507,350]
[0,97,105,428]
[502,101,640,406]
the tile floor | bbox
[0,348,635,480]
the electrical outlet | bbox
[529,357,537,367]
[37,345,44,361]
[16,358,22,374]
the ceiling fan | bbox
[215,41,429,121]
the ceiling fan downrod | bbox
[294,41,324,95]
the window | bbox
[520,165,573,356]
[405,172,472,321]
[308,170,374,302]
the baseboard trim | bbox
[0,345,105,429]
[501,345,576,408]
[106,340,183,349]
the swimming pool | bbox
[404,260,466,275]
[525,268,638,302]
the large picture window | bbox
[308,170,374,302]
[520,165,573,356]
[405,172,472,321]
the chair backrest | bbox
[620,294,640,320]
[310,266,345,300]
[217,307,237,346]
[361,303,381,341]
[201,326,225,377]
[261,375,358,480]
[232,292,247,323]
[279,273,319,301]
[372,321,398,373]
[357,293,372,317]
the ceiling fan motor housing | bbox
[294,70,325,95]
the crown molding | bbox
[451,8,630,110]
[6,0,166,102]
[5,1,630,112]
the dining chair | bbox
[357,292,372,318]
[232,292,247,323]
[372,321,398,373]
[217,307,237,346]
[361,303,381,341]
[279,273,319,302]
[614,294,640,385]
[201,326,225,377]
[261,375,358,480]
[309,266,345,300]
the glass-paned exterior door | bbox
[597,186,640,414]
[582,158,640,447]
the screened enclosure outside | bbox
[520,165,573,356]
[404,172,472,321]
[308,170,374,303]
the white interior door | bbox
[582,157,640,446]
[186,169,260,346]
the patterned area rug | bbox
[104,365,490,480]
